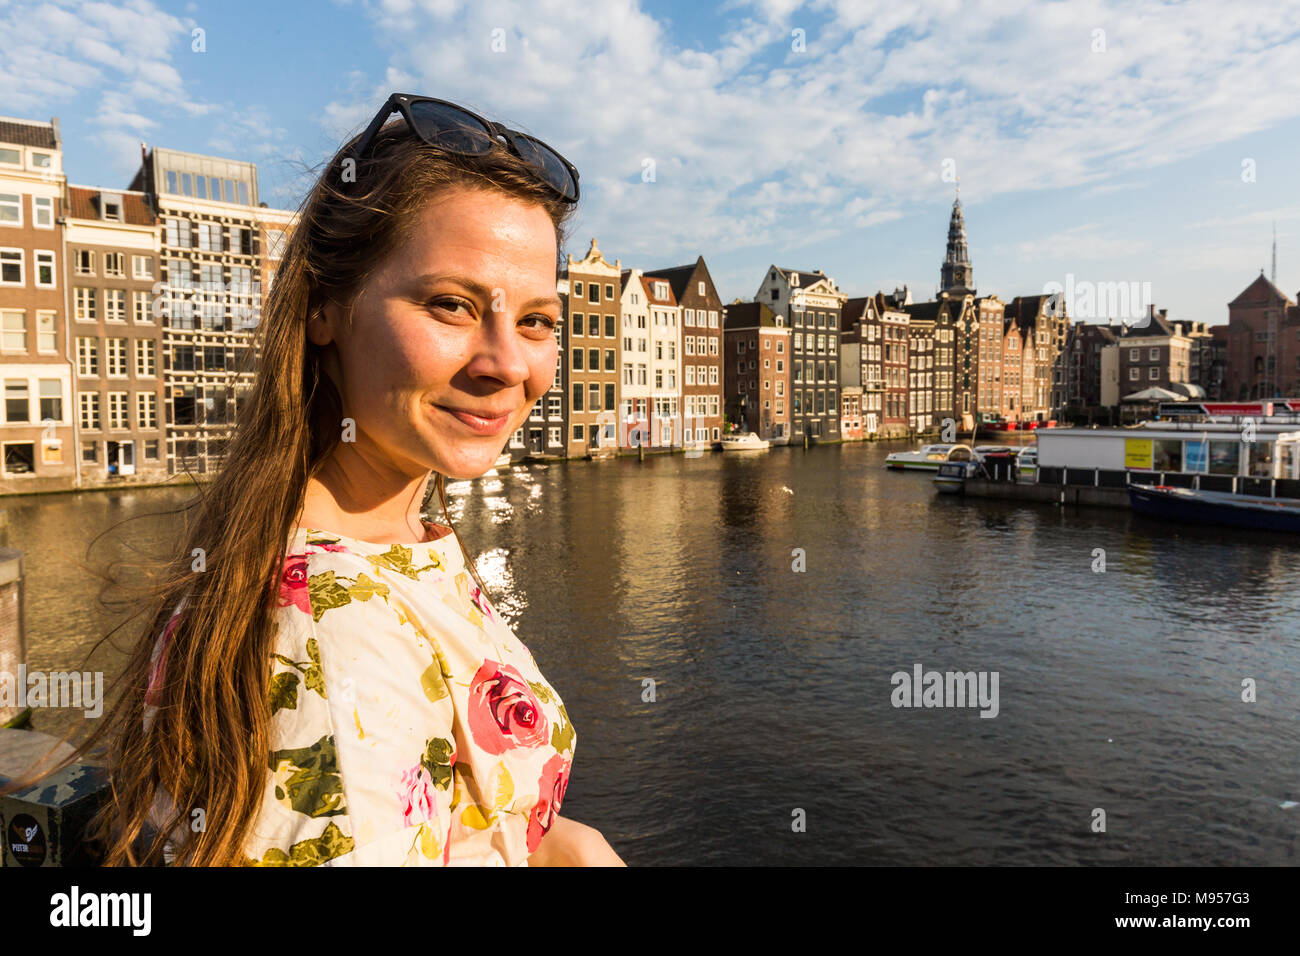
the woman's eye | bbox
[429,297,472,317]
[523,314,558,331]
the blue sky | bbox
[4,0,1300,326]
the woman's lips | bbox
[434,404,512,436]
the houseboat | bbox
[1129,484,1300,532]
[1032,400,1300,523]
[885,443,974,471]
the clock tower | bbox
[940,190,973,295]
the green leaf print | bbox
[269,671,300,715]
[550,701,576,754]
[421,737,455,790]
[303,638,326,698]
[246,821,354,867]
[364,544,442,580]
[527,680,555,705]
[271,641,327,702]
[420,660,449,703]
[308,570,352,622]
[268,734,347,818]
[347,572,390,603]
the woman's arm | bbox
[529,815,626,867]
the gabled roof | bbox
[771,264,837,292]
[642,259,701,302]
[841,297,868,329]
[642,274,677,306]
[1228,273,1293,308]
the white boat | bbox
[493,452,512,469]
[885,443,974,471]
[720,431,771,452]
[1016,447,1038,476]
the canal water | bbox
[7,440,1299,865]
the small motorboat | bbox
[1128,484,1300,532]
[885,443,974,470]
[720,431,771,452]
[933,460,978,493]
[492,452,512,469]
[1016,447,1038,476]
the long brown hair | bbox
[0,114,577,865]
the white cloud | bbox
[322,0,1300,280]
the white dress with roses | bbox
[143,520,576,866]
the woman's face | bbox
[314,186,561,481]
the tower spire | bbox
[1272,221,1277,285]
[940,184,972,294]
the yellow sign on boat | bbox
[1124,438,1153,469]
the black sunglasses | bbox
[347,93,580,204]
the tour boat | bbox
[885,443,974,470]
[1128,484,1300,533]
[720,431,771,452]
[933,461,974,493]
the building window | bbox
[73,288,96,322]
[572,384,583,412]
[106,338,128,377]
[572,349,583,370]
[0,249,22,285]
[80,392,100,429]
[133,291,151,323]
[572,425,584,442]
[136,339,156,376]
[33,196,54,228]
[137,391,157,429]
[105,289,126,322]
[0,193,20,225]
[37,311,56,352]
[267,229,287,259]
[104,252,125,277]
[108,391,129,429]
[76,337,98,375]
[133,255,153,279]
[33,250,55,288]
[1149,367,1159,381]
[588,383,600,410]
[1129,367,1140,381]
[1,310,25,351]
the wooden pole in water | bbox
[0,546,26,728]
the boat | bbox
[720,431,770,452]
[933,461,975,493]
[885,443,974,470]
[492,452,512,469]
[1016,447,1038,476]
[1128,484,1300,532]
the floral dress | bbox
[143,520,576,866]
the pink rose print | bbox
[467,661,549,755]
[308,543,350,553]
[469,585,494,623]
[526,753,572,854]
[145,611,182,707]
[398,764,439,827]
[277,554,312,615]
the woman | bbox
[4,94,624,866]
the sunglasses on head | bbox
[347,93,580,204]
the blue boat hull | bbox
[1128,486,1300,533]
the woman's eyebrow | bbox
[413,272,561,311]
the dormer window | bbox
[100,193,123,222]
[654,281,668,299]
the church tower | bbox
[941,189,973,295]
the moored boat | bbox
[885,443,973,470]
[720,431,771,452]
[1128,484,1300,532]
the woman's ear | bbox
[307,303,338,347]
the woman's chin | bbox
[438,447,504,480]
